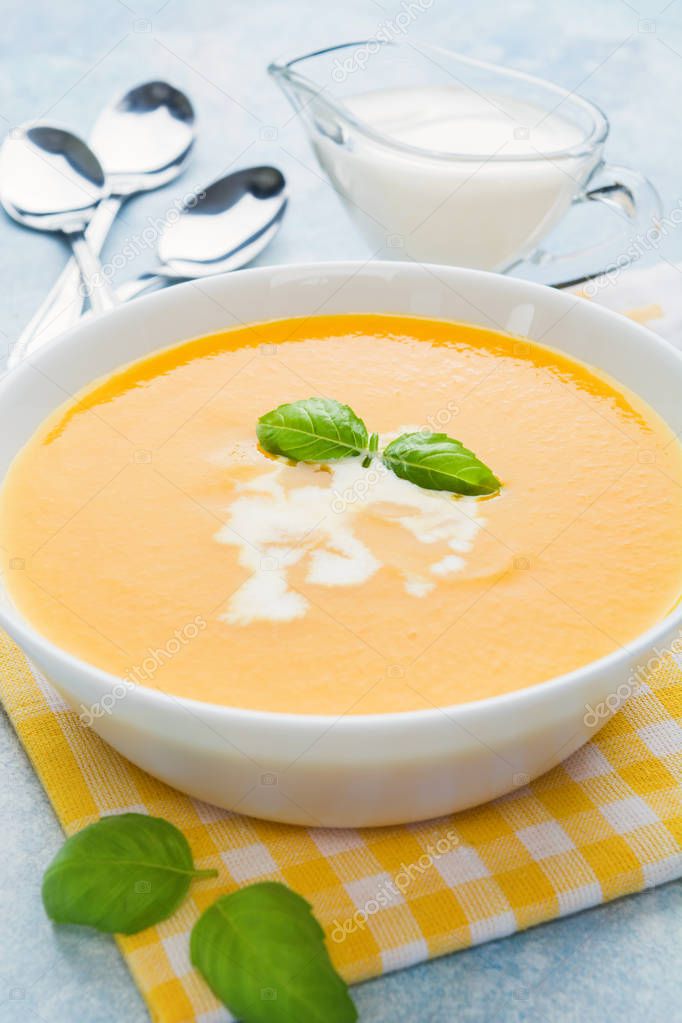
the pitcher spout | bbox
[268,49,352,144]
[267,59,304,113]
[267,46,338,114]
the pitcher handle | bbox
[525,161,663,290]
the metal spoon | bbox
[116,166,288,301]
[8,81,195,366]
[0,125,116,314]
[90,80,195,191]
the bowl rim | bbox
[1,259,681,736]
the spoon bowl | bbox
[0,124,116,314]
[90,80,196,193]
[160,166,286,271]
[116,166,288,300]
[0,125,106,231]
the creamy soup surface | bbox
[3,314,682,715]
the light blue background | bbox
[1,1,682,1020]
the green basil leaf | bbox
[383,431,500,496]
[257,398,368,462]
[190,882,357,1023]
[42,813,217,935]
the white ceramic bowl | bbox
[2,262,681,827]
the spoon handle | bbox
[68,232,118,315]
[8,195,122,368]
[115,272,169,302]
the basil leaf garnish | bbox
[383,431,500,495]
[257,397,369,462]
[190,882,357,1023]
[256,396,501,497]
[42,813,217,934]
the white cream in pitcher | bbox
[313,85,593,268]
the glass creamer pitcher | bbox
[269,41,661,281]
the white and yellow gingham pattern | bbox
[1,630,681,1023]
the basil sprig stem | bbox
[257,397,500,497]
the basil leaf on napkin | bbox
[190,882,357,1023]
[42,813,217,934]
[257,397,369,462]
[383,431,500,495]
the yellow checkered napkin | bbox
[2,635,682,1022]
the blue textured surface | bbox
[1,1,682,1020]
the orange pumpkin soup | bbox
[2,314,682,715]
